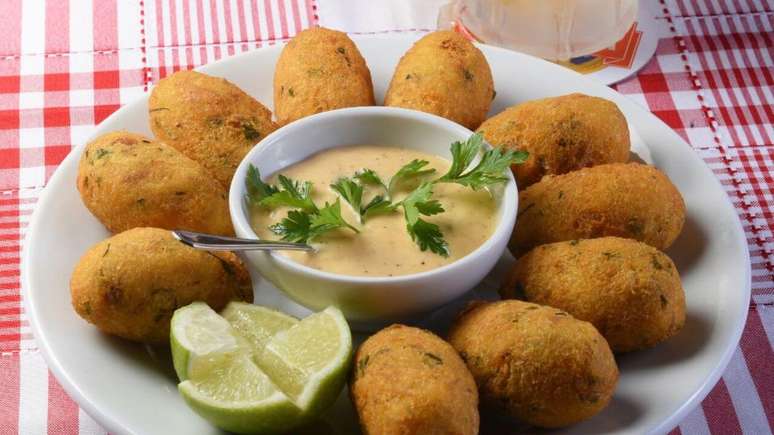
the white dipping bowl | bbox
[229,107,518,322]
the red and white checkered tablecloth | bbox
[0,0,770,434]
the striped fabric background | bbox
[0,0,771,434]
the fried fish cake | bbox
[511,163,685,255]
[385,31,494,130]
[350,324,479,435]
[477,93,630,187]
[70,228,253,344]
[77,131,234,236]
[149,70,278,187]
[449,300,618,428]
[502,237,686,352]
[273,27,375,125]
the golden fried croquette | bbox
[385,31,494,130]
[501,237,686,352]
[511,163,685,255]
[149,70,278,187]
[351,324,479,435]
[77,131,234,236]
[273,27,375,125]
[477,93,630,187]
[70,228,253,344]
[448,300,618,428]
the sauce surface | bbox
[251,145,498,277]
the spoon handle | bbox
[172,230,314,252]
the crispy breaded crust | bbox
[511,163,685,255]
[273,27,375,125]
[477,93,630,187]
[502,237,686,352]
[70,228,252,344]
[149,70,278,187]
[350,324,479,435]
[77,131,234,236]
[448,300,618,428]
[385,31,494,130]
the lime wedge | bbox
[178,352,302,435]
[255,307,352,415]
[170,301,241,381]
[171,302,301,434]
[221,302,298,349]
[170,302,352,434]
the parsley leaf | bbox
[415,200,444,216]
[438,133,529,190]
[388,159,436,193]
[245,165,279,204]
[354,169,387,191]
[260,174,317,213]
[401,182,444,224]
[330,177,363,215]
[310,199,359,235]
[362,195,397,218]
[407,219,448,256]
[439,135,482,181]
[269,199,358,243]
[332,176,398,220]
[269,210,312,242]
[400,182,447,255]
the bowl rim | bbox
[228,106,518,284]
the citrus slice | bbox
[221,302,298,350]
[178,352,303,435]
[170,302,352,434]
[255,306,352,415]
[171,302,301,434]
[170,301,241,381]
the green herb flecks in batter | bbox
[242,123,262,142]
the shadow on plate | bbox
[318,388,362,435]
[96,333,178,384]
[668,214,707,275]
[616,311,712,369]
[478,392,643,435]
[629,151,648,164]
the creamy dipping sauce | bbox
[251,145,499,277]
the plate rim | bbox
[21,33,751,435]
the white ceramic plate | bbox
[22,34,750,435]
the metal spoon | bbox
[172,230,314,252]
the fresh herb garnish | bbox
[246,165,279,203]
[362,195,396,218]
[248,167,357,243]
[408,219,448,256]
[269,210,313,242]
[330,178,363,217]
[354,169,388,192]
[389,159,436,193]
[400,182,444,225]
[310,199,359,235]
[400,182,447,256]
[332,177,398,220]
[438,134,529,190]
[259,175,317,213]
[248,133,527,256]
